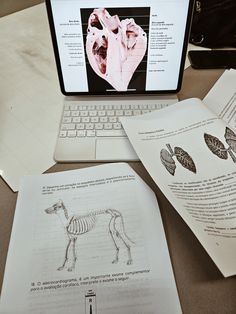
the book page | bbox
[121,98,236,277]
[0,163,181,314]
[204,69,236,130]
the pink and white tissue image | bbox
[85,8,147,91]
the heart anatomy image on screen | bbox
[84,7,148,91]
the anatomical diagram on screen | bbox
[84,7,148,91]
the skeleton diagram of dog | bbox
[44,200,134,271]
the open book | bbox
[121,71,236,277]
[0,163,181,314]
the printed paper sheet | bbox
[121,98,236,277]
[0,163,181,314]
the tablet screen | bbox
[46,0,193,95]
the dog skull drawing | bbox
[86,8,147,91]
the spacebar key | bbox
[96,130,126,137]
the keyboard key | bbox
[100,116,108,123]
[85,123,94,130]
[133,110,141,115]
[68,130,77,137]
[104,123,113,130]
[87,130,96,137]
[107,110,115,116]
[59,130,67,137]
[63,111,70,117]
[64,104,70,110]
[96,105,104,110]
[70,104,78,110]
[91,117,99,123]
[104,104,113,110]
[81,117,90,123]
[62,117,72,123]
[161,103,168,108]
[61,123,76,130]
[80,105,87,110]
[109,116,117,123]
[95,123,103,130]
[71,111,79,117]
[115,110,123,116]
[148,104,156,110]
[98,111,106,116]
[76,123,85,130]
[113,122,122,129]
[89,111,97,116]
[124,110,132,116]
[87,105,95,110]
[80,111,88,116]
[77,130,86,137]
[72,117,81,123]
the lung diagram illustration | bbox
[204,127,236,162]
[160,144,197,176]
[85,8,147,91]
[44,200,134,271]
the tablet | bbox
[46,0,194,95]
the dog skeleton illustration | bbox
[44,200,134,271]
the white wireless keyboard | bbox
[59,102,168,138]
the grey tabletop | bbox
[1,1,235,313]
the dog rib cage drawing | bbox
[44,200,134,271]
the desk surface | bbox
[0,4,236,314]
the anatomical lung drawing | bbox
[81,7,149,92]
[160,144,197,176]
[204,127,236,163]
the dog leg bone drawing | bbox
[44,200,134,271]
[86,8,147,91]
